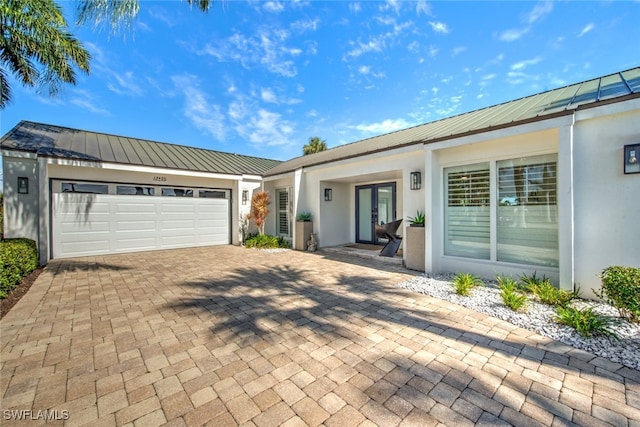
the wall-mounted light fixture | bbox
[242,190,249,205]
[410,171,422,190]
[324,188,332,202]
[624,144,640,174]
[17,177,29,194]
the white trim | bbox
[425,115,574,152]
[1,149,37,159]
[44,157,243,181]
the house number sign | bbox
[153,176,167,182]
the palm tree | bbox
[0,0,91,109]
[76,0,212,31]
[303,136,327,155]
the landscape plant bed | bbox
[0,267,44,320]
[397,273,640,371]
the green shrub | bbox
[497,275,528,312]
[453,273,483,296]
[528,279,576,307]
[518,271,549,293]
[244,233,290,249]
[1,238,38,299]
[555,306,619,339]
[598,266,640,323]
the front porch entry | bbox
[355,182,397,244]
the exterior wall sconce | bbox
[18,177,29,194]
[324,188,332,201]
[624,144,640,174]
[242,190,249,205]
[410,171,422,190]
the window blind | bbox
[444,164,490,259]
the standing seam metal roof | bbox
[265,67,640,177]
[0,121,282,176]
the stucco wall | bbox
[2,155,39,245]
[573,102,640,297]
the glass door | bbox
[356,182,396,244]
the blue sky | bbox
[2,0,639,173]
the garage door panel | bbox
[53,191,229,258]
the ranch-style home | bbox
[2,67,639,297]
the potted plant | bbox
[297,211,312,222]
[406,210,425,227]
[295,211,313,250]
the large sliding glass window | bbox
[444,163,490,259]
[497,154,558,267]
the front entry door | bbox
[356,182,397,244]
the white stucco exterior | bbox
[1,153,262,264]
[263,98,640,297]
[2,72,639,298]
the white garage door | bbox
[52,190,230,259]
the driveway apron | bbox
[1,246,639,426]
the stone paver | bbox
[1,245,640,426]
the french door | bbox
[355,182,396,244]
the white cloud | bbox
[429,45,439,57]
[498,27,529,42]
[291,18,319,33]
[452,46,466,56]
[107,71,143,96]
[358,65,371,75]
[70,89,110,115]
[527,1,553,24]
[200,29,300,78]
[344,36,385,59]
[261,88,278,103]
[511,57,543,71]
[352,118,412,135]
[416,0,432,16]
[263,1,284,13]
[349,2,361,13]
[498,1,553,43]
[429,21,450,34]
[239,109,295,148]
[578,23,594,37]
[172,74,226,140]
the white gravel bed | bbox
[397,274,640,371]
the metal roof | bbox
[1,121,282,176]
[265,67,640,177]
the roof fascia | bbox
[574,95,640,121]
[45,157,243,181]
[1,149,37,159]
[263,170,295,182]
[425,113,575,152]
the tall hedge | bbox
[0,238,38,298]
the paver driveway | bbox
[1,246,639,426]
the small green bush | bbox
[453,273,483,296]
[598,266,640,323]
[555,306,619,339]
[1,238,38,299]
[518,271,549,293]
[529,280,576,307]
[244,233,290,249]
[497,275,528,312]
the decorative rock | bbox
[396,274,640,371]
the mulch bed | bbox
[0,267,44,320]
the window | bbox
[61,182,108,194]
[199,190,226,198]
[117,186,155,196]
[162,188,193,197]
[444,163,490,259]
[497,155,558,267]
[276,188,291,237]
